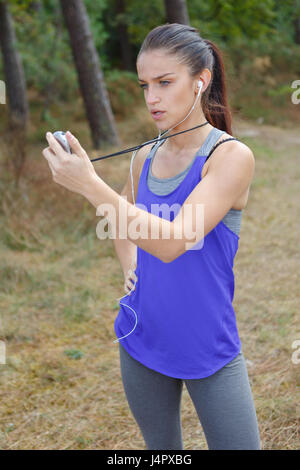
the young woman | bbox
[43,23,260,450]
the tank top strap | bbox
[147,138,167,159]
[204,137,241,163]
[199,127,225,156]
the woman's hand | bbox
[42,131,99,196]
[123,254,137,295]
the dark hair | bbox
[137,23,232,135]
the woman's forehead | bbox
[137,50,185,78]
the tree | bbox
[272,0,300,44]
[164,0,190,25]
[294,16,300,43]
[292,0,300,44]
[28,1,42,13]
[0,0,29,185]
[115,0,135,71]
[59,0,120,149]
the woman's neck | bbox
[161,109,213,155]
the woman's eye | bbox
[138,81,170,90]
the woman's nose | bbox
[145,87,160,105]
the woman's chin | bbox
[155,123,168,133]
[156,118,184,133]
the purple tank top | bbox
[114,148,242,379]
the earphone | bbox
[113,78,204,344]
[197,79,203,90]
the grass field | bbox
[0,109,299,450]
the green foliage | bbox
[188,0,276,45]
[125,0,165,45]
[7,0,33,8]
[84,0,111,70]
[273,0,300,43]
[63,349,84,360]
[0,263,32,294]
[0,0,298,127]
[104,69,143,117]
[5,0,77,105]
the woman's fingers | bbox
[124,269,138,294]
[124,279,135,294]
[129,269,138,282]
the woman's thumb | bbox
[66,131,87,160]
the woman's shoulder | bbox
[213,131,255,162]
[204,131,255,188]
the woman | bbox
[43,23,260,450]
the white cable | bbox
[113,251,138,343]
[161,83,203,137]
[113,293,138,344]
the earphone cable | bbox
[90,121,209,163]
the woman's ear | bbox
[199,68,212,93]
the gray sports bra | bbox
[146,127,242,237]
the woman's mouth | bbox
[151,110,166,120]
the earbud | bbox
[197,80,203,92]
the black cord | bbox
[90,121,209,163]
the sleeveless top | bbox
[114,127,242,379]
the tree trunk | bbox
[164,0,190,25]
[0,0,29,186]
[59,0,120,149]
[28,1,42,13]
[0,1,29,127]
[294,16,300,44]
[115,0,135,71]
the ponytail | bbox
[202,39,232,135]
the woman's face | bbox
[136,49,198,131]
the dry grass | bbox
[0,108,299,450]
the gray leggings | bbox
[119,344,261,450]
